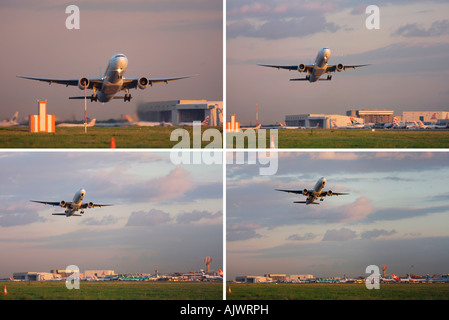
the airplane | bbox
[258,47,369,82]
[17,53,197,102]
[275,177,349,204]
[331,117,364,129]
[56,118,96,127]
[0,112,19,127]
[392,274,411,283]
[125,114,172,127]
[31,187,112,217]
[201,268,223,281]
[418,120,446,129]
[178,115,210,126]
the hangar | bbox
[402,111,449,124]
[347,109,394,125]
[285,114,364,129]
[137,100,223,126]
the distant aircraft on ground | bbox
[17,53,196,102]
[258,47,369,82]
[276,177,349,204]
[331,117,364,129]
[31,187,112,217]
[56,118,96,127]
[125,114,173,127]
[0,112,19,127]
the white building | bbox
[285,114,364,129]
[137,100,223,126]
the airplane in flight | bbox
[17,53,196,102]
[31,188,112,217]
[276,177,349,204]
[258,47,369,82]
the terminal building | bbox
[136,100,223,126]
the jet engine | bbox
[78,77,90,90]
[298,64,306,72]
[60,200,66,207]
[336,64,344,72]
[88,202,94,208]
[138,77,149,89]
[328,190,333,196]
[303,189,308,196]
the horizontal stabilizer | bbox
[289,78,309,81]
[52,213,66,216]
[293,201,307,203]
[69,96,87,100]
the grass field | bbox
[227,128,449,148]
[0,126,223,148]
[226,283,449,300]
[0,281,222,300]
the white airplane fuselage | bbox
[308,177,326,203]
[309,48,331,82]
[97,54,129,102]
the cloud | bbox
[81,215,118,226]
[176,210,222,225]
[360,229,397,239]
[126,209,171,227]
[322,227,357,241]
[228,15,339,40]
[227,223,263,242]
[286,232,317,241]
[0,203,47,227]
[393,20,449,37]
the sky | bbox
[0,0,222,122]
[227,151,449,280]
[0,151,223,278]
[227,0,449,125]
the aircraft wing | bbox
[258,64,314,72]
[16,76,103,89]
[80,203,113,208]
[327,64,370,72]
[275,189,304,194]
[123,75,197,89]
[321,191,349,197]
[30,200,71,207]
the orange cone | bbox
[228,286,231,294]
[110,137,116,149]
[3,285,6,296]
[270,135,275,148]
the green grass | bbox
[226,128,449,148]
[0,126,223,148]
[226,283,449,300]
[0,281,222,300]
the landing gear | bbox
[326,74,332,80]
[124,88,132,102]
[80,210,85,214]
[91,87,98,102]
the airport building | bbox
[13,272,62,281]
[402,111,449,124]
[285,114,364,128]
[235,276,270,283]
[136,100,223,126]
[346,109,394,125]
